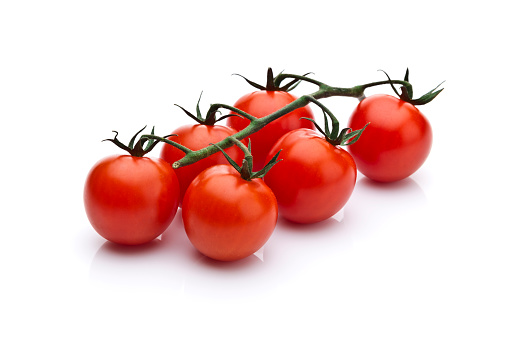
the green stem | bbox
[207,104,257,121]
[171,75,414,169]
[355,79,412,93]
[141,135,193,154]
[231,139,254,180]
[303,95,336,120]
[276,73,412,100]
[274,73,326,89]
[173,93,319,168]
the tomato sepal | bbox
[103,126,173,157]
[233,67,313,92]
[300,95,368,146]
[174,91,243,126]
[211,137,282,181]
[379,69,445,106]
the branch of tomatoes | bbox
[144,68,443,169]
[85,67,445,250]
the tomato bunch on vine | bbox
[84,67,443,261]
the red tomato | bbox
[182,164,278,261]
[348,94,432,182]
[226,91,314,170]
[160,124,245,205]
[264,128,357,224]
[84,155,180,245]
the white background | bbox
[1,1,508,338]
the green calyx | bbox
[302,96,368,146]
[380,68,445,106]
[211,137,282,181]
[103,126,172,157]
[176,92,239,126]
[233,67,313,92]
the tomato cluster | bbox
[84,68,442,261]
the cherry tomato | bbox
[160,124,245,205]
[84,155,180,245]
[264,128,357,224]
[226,91,314,170]
[348,94,432,182]
[182,164,278,261]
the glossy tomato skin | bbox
[348,94,432,182]
[182,165,278,261]
[84,155,180,245]
[264,129,357,224]
[226,91,314,170]
[160,124,245,205]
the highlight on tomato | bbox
[160,93,246,205]
[84,127,180,245]
[226,68,315,171]
[348,69,443,182]
[182,137,280,262]
[264,103,367,224]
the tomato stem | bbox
[208,103,257,122]
[274,73,327,90]
[172,69,443,168]
[141,135,193,154]
[210,137,281,181]
[300,95,368,146]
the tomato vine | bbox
[143,68,443,169]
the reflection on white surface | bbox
[84,171,447,337]
[89,210,270,296]
[88,176,426,285]
[88,176,427,299]
[90,239,182,289]
[347,175,427,224]
[89,203,351,297]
